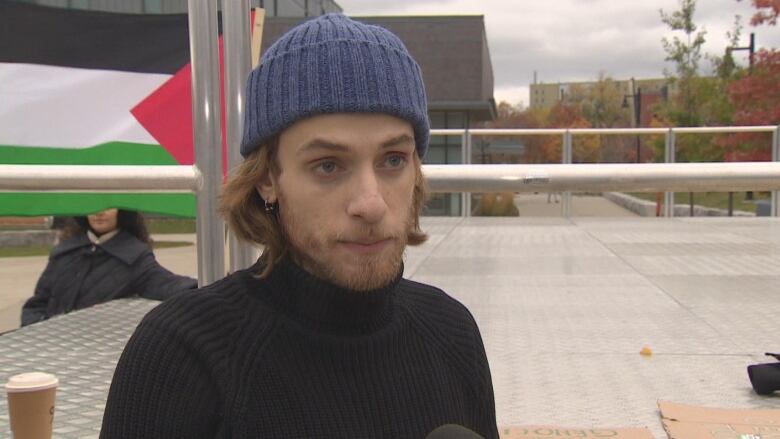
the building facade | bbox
[11,0,342,16]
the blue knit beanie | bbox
[241,13,429,158]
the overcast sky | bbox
[337,0,780,108]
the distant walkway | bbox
[514,193,639,217]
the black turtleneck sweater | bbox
[100,258,498,439]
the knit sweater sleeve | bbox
[466,310,500,439]
[100,309,221,438]
[400,280,499,438]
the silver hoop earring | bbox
[264,201,276,213]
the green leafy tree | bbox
[568,74,630,129]
[656,0,727,163]
[568,74,635,162]
[659,0,707,126]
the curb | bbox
[0,230,57,247]
[604,192,755,217]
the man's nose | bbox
[346,168,388,224]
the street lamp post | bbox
[622,87,642,163]
[727,32,756,208]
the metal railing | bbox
[431,125,780,218]
[2,128,779,286]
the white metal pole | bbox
[464,129,472,217]
[562,130,572,218]
[0,165,200,191]
[188,0,225,286]
[421,162,780,193]
[664,129,675,217]
[773,125,779,217]
[223,0,256,272]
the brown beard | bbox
[278,198,413,291]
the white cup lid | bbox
[5,372,58,393]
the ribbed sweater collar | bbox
[247,257,403,335]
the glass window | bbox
[429,111,446,130]
[425,143,446,165]
[446,111,465,129]
[143,0,162,13]
[277,0,305,17]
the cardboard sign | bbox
[500,425,656,439]
[659,401,780,439]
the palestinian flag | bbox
[0,1,224,217]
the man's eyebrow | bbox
[381,134,415,149]
[298,139,350,155]
[297,134,415,154]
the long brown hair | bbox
[60,210,151,244]
[219,137,428,277]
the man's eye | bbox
[313,160,340,175]
[384,155,407,168]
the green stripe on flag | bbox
[0,141,179,165]
[0,193,196,218]
[0,142,195,217]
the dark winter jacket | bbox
[21,230,197,326]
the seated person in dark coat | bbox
[21,208,197,326]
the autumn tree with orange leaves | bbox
[738,0,780,25]
[719,0,780,161]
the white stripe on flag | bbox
[0,63,172,148]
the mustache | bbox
[334,226,397,242]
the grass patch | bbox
[0,225,47,231]
[146,218,196,234]
[0,218,196,233]
[0,245,53,258]
[627,191,770,213]
[152,241,193,249]
[0,240,192,258]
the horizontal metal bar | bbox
[465,128,568,136]
[429,129,468,136]
[423,162,780,193]
[672,126,775,134]
[568,128,670,135]
[429,126,776,137]
[3,162,779,195]
[0,165,201,192]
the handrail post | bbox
[223,0,256,272]
[562,130,572,218]
[664,128,675,217]
[463,129,472,217]
[773,125,779,217]
[188,0,225,286]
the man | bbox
[101,13,498,438]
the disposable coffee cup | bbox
[5,372,58,439]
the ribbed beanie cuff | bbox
[241,13,429,158]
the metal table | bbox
[0,299,158,438]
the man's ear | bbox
[256,171,278,203]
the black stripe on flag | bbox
[0,1,195,75]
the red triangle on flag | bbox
[131,37,229,173]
